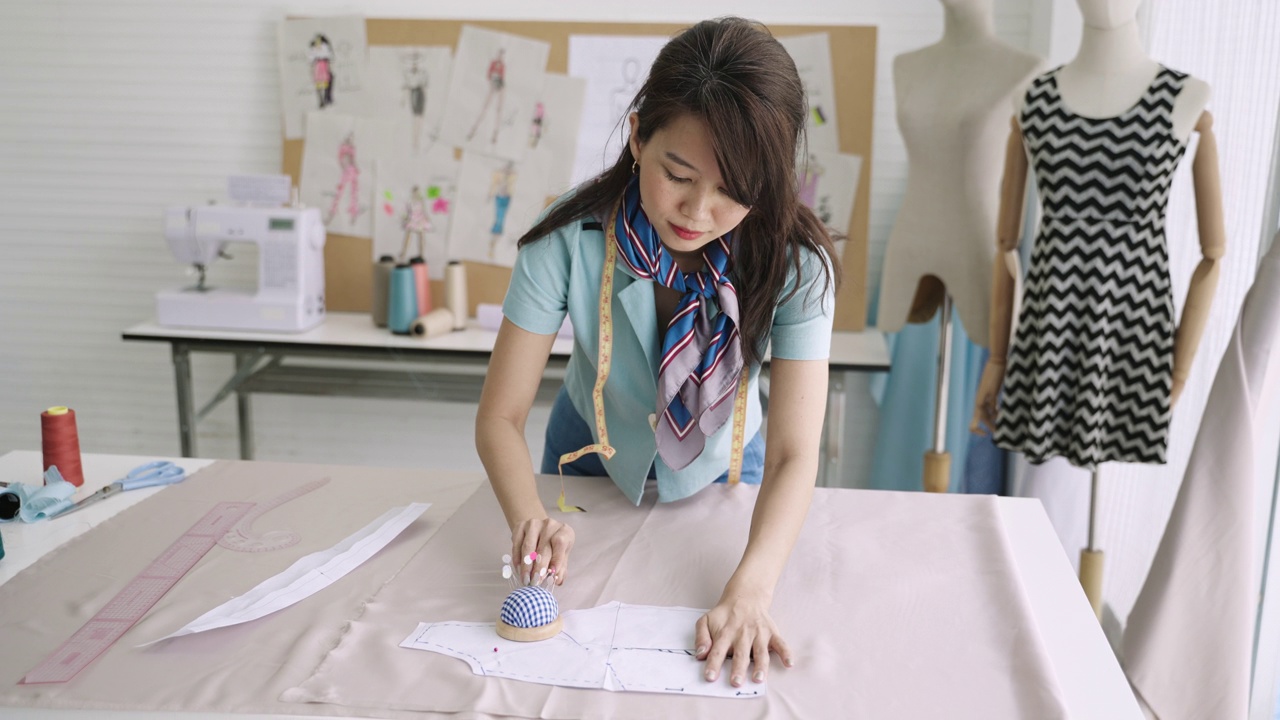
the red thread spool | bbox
[41,406,84,487]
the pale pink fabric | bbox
[1123,238,1280,719]
[0,460,1071,718]
[0,460,481,718]
[283,480,1069,719]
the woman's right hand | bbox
[511,517,575,586]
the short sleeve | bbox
[502,224,575,335]
[769,247,835,360]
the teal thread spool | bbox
[388,263,418,335]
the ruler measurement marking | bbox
[21,501,254,685]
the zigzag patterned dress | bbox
[994,66,1188,468]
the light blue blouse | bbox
[503,214,835,505]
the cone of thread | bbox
[41,406,84,487]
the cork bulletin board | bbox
[282,18,876,330]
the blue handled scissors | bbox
[53,461,187,518]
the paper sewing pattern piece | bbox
[400,602,765,699]
[147,503,430,645]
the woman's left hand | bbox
[695,584,793,686]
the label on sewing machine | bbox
[228,174,292,205]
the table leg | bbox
[234,352,256,460]
[172,343,197,458]
[820,371,847,487]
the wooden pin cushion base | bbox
[496,615,564,642]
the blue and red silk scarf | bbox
[612,177,744,471]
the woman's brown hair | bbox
[517,16,842,366]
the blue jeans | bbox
[541,385,764,484]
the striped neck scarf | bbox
[613,177,744,471]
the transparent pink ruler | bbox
[21,501,255,684]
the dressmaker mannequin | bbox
[881,0,1041,492]
[970,0,1224,616]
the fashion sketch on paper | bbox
[326,132,361,226]
[468,48,507,145]
[308,34,335,109]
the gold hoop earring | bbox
[631,160,639,175]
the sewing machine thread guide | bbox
[21,501,254,684]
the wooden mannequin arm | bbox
[1170,111,1225,404]
[989,117,1029,363]
[971,117,1029,434]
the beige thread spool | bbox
[445,260,467,330]
[410,308,455,338]
[371,255,395,328]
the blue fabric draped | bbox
[869,306,1005,494]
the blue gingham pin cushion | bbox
[495,552,563,641]
[496,585,563,642]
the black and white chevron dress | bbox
[994,66,1189,468]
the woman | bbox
[476,17,841,688]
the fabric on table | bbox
[283,477,1070,719]
[0,459,481,719]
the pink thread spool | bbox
[409,257,431,316]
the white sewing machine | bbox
[155,203,327,333]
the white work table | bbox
[0,450,1140,719]
[122,312,891,486]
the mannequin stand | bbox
[924,294,954,493]
[1079,466,1104,618]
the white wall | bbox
[0,0,1033,483]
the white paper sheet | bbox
[372,143,460,277]
[447,150,550,267]
[299,112,398,238]
[798,151,862,236]
[147,503,430,644]
[363,46,453,152]
[277,17,369,140]
[567,35,669,185]
[437,26,550,163]
[400,601,765,699]
[779,33,840,153]
[529,73,587,195]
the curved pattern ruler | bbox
[22,501,254,684]
[218,478,330,553]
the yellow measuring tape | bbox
[555,207,751,512]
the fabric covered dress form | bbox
[994,65,1189,467]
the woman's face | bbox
[628,113,750,271]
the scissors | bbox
[53,461,187,518]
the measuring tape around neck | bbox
[555,207,751,510]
